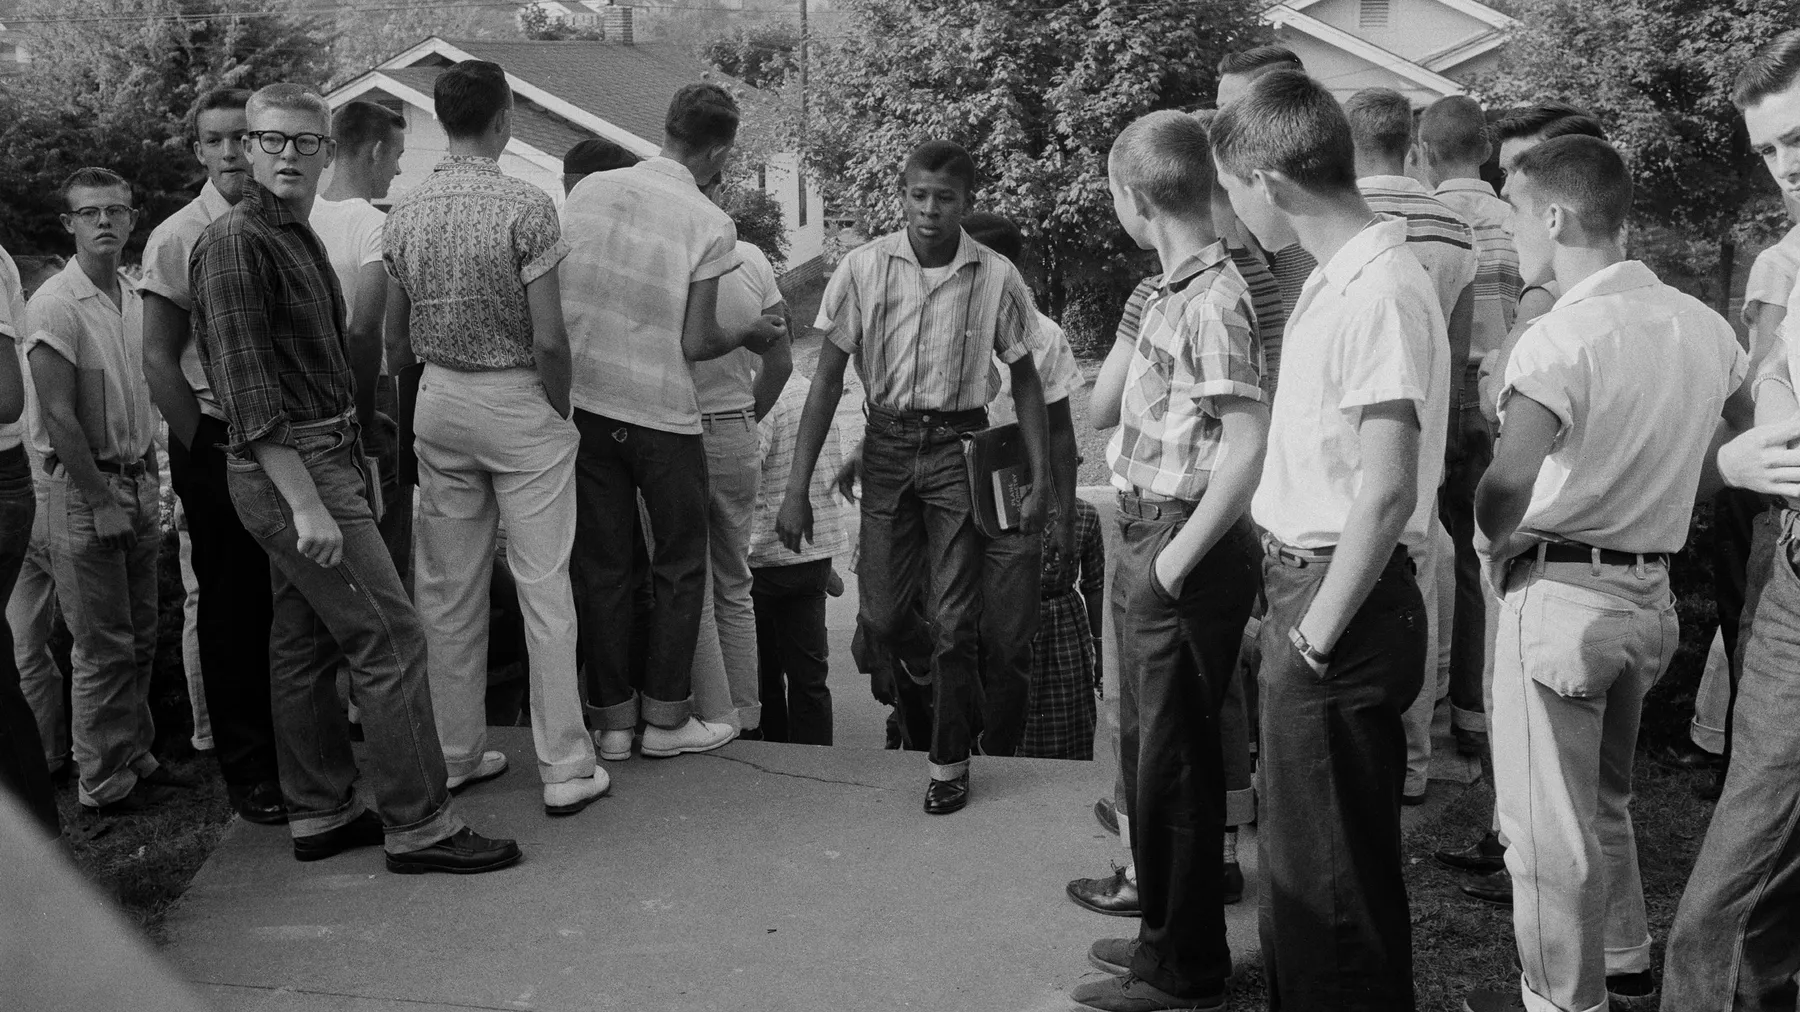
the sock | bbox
[1223,828,1239,865]
[1124,862,1137,885]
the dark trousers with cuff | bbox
[752,559,834,745]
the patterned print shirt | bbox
[383,156,568,372]
[190,181,353,453]
[1107,242,1265,500]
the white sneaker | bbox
[543,769,611,816]
[640,717,735,758]
[446,750,507,792]
[594,729,634,762]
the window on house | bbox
[798,172,808,227]
[1360,0,1390,28]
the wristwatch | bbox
[1289,626,1331,668]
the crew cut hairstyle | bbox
[247,83,333,134]
[1210,70,1357,192]
[59,167,131,209]
[1418,95,1491,165]
[564,137,641,176]
[1493,101,1606,144]
[962,212,1023,264]
[1509,134,1632,236]
[665,83,740,150]
[1343,88,1415,161]
[1110,109,1215,214]
[1734,29,1800,110]
[188,87,251,143]
[900,139,978,195]
[435,60,511,139]
[1217,45,1304,78]
[333,100,405,154]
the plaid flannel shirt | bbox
[190,181,354,454]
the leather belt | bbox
[1538,542,1668,568]
[46,453,150,477]
[702,408,754,422]
[1262,532,1335,567]
[868,406,988,428]
[1117,490,1195,521]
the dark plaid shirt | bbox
[190,180,352,453]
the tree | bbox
[700,25,800,91]
[797,0,1269,343]
[722,185,790,271]
[1480,0,1800,311]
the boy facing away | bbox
[1213,69,1449,1011]
[1462,136,1744,1012]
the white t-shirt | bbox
[987,311,1083,424]
[0,247,25,452]
[693,241,782,415]
[138,179,231,419]
[308,196,387,372]
[1252,219,1450,549]
[1746,225,1800,326]
[1504,261,1744,554]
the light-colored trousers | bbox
[1403,516,1456,795]
[176,504,212,751]
[413,365,596,785]
[1687,628,1729,754]
[9,480,62,770]
[1493,557,1673,1012]
[688,412,762,729]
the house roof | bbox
[379,65,596,159]
[1266,5,1466,94]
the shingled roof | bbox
[380,65,597,157]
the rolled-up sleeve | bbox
[191,231,290,450]
[991,266,1033,366]
[515,196,568,285]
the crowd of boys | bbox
[0,24,1799,1012]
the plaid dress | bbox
[1020,500,1105,759]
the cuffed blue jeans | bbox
[226,417,460,854]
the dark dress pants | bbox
[752,559,834,745]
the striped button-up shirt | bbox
[1359,175,1478,324]
[1434,178,1523,364]
[190,181,354,454]
[817,230,1031,412]
[1107,242,1265,500]
[750,379,848,567]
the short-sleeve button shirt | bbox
[1747,224,1800,325]
[1504,261,1745,554]
[1434,178,1523,361]
[1359,175,1479,325]
[23,260,157,463]
[987,311,1084,425]
[694,240,783,415]
[816,229,1032,413]
[137,179,231,420]
[0,243,24,452]
[560,157,739,434]
[1107,242,1265,500]
[1253,219,1450,549]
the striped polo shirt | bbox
[816,229,1031,413]
[1358,175,1478,325]
[1107,242,1265,500]
[1434,178,1523,364]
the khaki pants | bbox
[1492,556,1674,1012]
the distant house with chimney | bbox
[325,24,826,280]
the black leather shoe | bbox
[1656,741,1722,772]
[1402,785,1429,806]
[1067,865,1142,916]
[386,827,521,875]
[141,765,197,790]
[924,774,968,815]
[81,782,177,817]
[1435,832,1506,875]
[1695,772,1724,801]
[1222,861,1245,904]
[1460,869,1513,906]
[1094,797,1120,835]
[1453,726,1487,758]
[293,810,384,862]
[1607,970,1658,1008]
[231,781,289,825]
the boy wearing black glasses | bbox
[23,168,169,817]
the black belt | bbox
[46,453,150,477]
[1117,490,1195,521]
[867,406,988,428]
[1538,543,1668,568]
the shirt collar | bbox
[1359,174,1429,194]
[240,180,304,228]
[434,155,501,175]
[1156,240,1230,292]
[886,228,979,276]
[198,178,233,219]
[642,156,701,188]
[1551,261,1660,310]
[54,258,131,305]
[1434,178,1498,197]
[1317,217,1411,294]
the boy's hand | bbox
[293,503,345,568]
[835,449,861,503]
[742,315,787,355]
[93,502,137,552]
[776,492,814,553]
[1718,418,1800,497]
[1018,484,1049,535]
[1152,547,1187,600]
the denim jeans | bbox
[856,407,988,778]
[1493,555,1673,1012]
[47,462,161,808]
[168,414,280,791]
[696,413,762,728]
[752,559,834,745]
[1440,402,1493,734]
[370,378,412,588]
[1113,508,1258,1000]
[978,527,1041,758]
[1663,507,1800,1012]
[227,417,461,853]
[572,411,705,731]
[9,466,62,772]
[0,445,55,834]
[1258,544,1424,1012]
[414,366,594,785]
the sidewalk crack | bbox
[699,751,892,791]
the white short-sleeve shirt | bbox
[138,179,231,420]
[1746,225,1800,326]
[1252,219,1450,549]
[693,241,782,415]
[987,311,1083,425]
[1504,261,1745,553]
[24,261,157,464]
[308,195,386,370]
[0,245,25,452]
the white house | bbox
[325,28,826,280]
[1264,0,1516,105]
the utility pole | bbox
[799,0,809,138]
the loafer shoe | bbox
[293,810,384,862]
[1088,936,1136,975]
[81,782,177,818]
[446,751,507,792]
[1453,726,1487,758]
[386,827,521,875]
[1222,860,1245,905]
[640,718,735,758]
[1071,973,1223,1011]
[1695,773,1724,801]
[1655,741,1721,772]
[1094,796,1120,835]
[923,773,968,815]
[1067,865,1141,917]
[1463,987,1526,1012]
[142,765,197,790]
[1402,785,1429,806]
[1435,832,1506,875]
[543,770,610,816]
[231,780,289,825]
[594,729,634,761]
[1607,970,1658,1008]
[1460,869,1513,906]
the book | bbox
[992,464,1030,531]
[961,422,1033,539]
